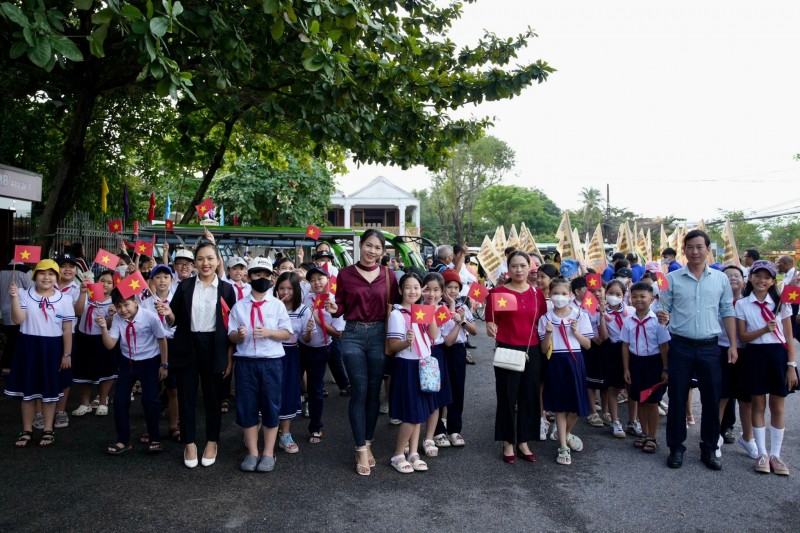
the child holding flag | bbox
[51,253,81,429]
[420,271,451,456]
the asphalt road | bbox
[1,334,798,532]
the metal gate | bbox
[52,212,119,259]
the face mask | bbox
[250,278,271,293]
[661,258,670,264]
[615,277,629,285]
[606,295,622,307]
[551,295,570,309]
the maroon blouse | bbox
[333,265,399,322]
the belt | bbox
[672,334,718,346]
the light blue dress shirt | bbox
[659,265,735,340]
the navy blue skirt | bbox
[4,334,63,402]
[747,343,792,397]
[603,341,625,390]
[279,344,302,419]
[431,344,452,408]
[628,354,665,404]
[543,349,591,416]
[720,345,749,401]
[390,357,436,424]
[585,342,606,390]
[73,331,119,385]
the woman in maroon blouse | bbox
[332,229,399,475]
[486,251,547,463]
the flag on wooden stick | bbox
[721,220,740,266]
[585,224,607,273]
[492,226,507,255]
[506,224,520,249]
[555,212,579,260]
[477,235,504,286]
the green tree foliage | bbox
[762,217,800,252]
[706,210,764,253]
[576,186,604,235]
[473,185,560,240]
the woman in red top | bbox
[331,229,399,476]
[486,251,547,463]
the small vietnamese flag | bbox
[14,245,41,264]
[586,273,602,289]
[108,219,123,233]
[655,271,669,291]
[781,284,800,304]
[165,219,174,232]
[639,382,664,403]
[87,282,105,303]
[313,293,328,310]
[93,249,120,270]
[305,224,321,240]
[434,305,453,326]
[196,197,215,218]
[468,282,488,304]
[581,292,599,316]
[411,304,435,325]
[220,297,231,329]
[134,239,154,257]
[113,271,124,287]
[491,292,518,312]
[117,271,146,299]
[328,275,337,295]
[133,220,139,236]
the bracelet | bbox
[63,354,71,358]
[160,362,169,369]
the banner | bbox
[519,222,542,258]
[585,224,607,272]
[506,224,520,249]
[555,212,579,260]
[492,226,507,255]
[477,235,504,286]
[721,219,741,266]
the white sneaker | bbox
[379,401,389,415]
[737,435,759,459]
[715,435,723,458]
[626,420,643,437]
[389,418,401,425]
[448,433,465,447]
[539,417,549,441]
[33,412,44,430]
[611,420,626,439]
[549,421,558,441]
[658,405,667,416]
[54,411,69,429]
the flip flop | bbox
[106,442,133,455]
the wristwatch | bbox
[160,363,169,369]
[788,361,797,368]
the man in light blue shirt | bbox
[657,230,737,471]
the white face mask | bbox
[551,295,570,308]
[615,277,629,285]
[606,295,623,307]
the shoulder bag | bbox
[493,286,538,372]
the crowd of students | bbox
[2,228,797,477]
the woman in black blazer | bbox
[158,242,236,468]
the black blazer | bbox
[169,277,236,373]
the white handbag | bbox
[492,287,538,373]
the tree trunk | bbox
[179,117,238,224]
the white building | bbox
[328,176,420,236]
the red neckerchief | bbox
[158,298,169,326]
[399,307,432,357]
[606,306,624,330]
[754,300,788,350]
[234,284,245,301]
[40,296,50,322]
[60,285,71,293]
[84,302,96,333]
[125,320,137,369]
[632,315,651,355]
[251,299,266,349]
[556,318,578,363]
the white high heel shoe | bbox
[201,444,217,467]
[184,445,198,469]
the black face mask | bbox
[250,278,272,294]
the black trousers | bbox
[494,343,541,445]
[1,324,20,369]
[174,332,222,445]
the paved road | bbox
[1,334,798,532]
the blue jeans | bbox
[341,321,386,447]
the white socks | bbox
[769,426,785,458]
[753,426,767,456]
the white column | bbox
[343,201,351,229]
[413,205,420,234]
[397,203,407,236]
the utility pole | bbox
[604,183,611,243]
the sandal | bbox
[566,433,583,452]
[220,400,229,413]
[408,453,428,472]
[169,426,181,442]
[365,443,376,467]
[633,436,647,449]
[308,431,323,444]
[15,430,32,448]
[356,448,371,476]
[556,446,571,465]
[642,438,658,453]
[390,456,414,474]
[423,439,439,457]
[147,441,163,453]
[38,431,55,447]
[106,442,132,455]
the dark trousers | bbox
[1,324,20,369]
[494,343,541,444]
[720,398,736,434]
[114,355,161,445]
[327,337,350,390]
[300,344,330,434]
[174,332,222,444]
[436,342,467,435]
[667,337,722,454]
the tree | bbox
[473,184,560,240]
[1,0,554,248]
[577,187,604,235]
[428,136,516,243]
[706,210,764,254]
[762,216,800,251]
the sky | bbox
[338,1,800,224]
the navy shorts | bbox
[628,353,665,404]
[234,357,283,429]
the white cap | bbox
[468,256,479,265]
[226,256,247,269]
[174,249,194,262]
[248,257,272,273]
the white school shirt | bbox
[537,308,594,351]
[449,304,475,344]
[301,292,342,348]
[107,307,164,361]
[604,304,636,343]
[459,264,477,298]
[228,293,292,358]
[191,276,218,332]
[735,293,792,345]
[387,304,433,361]
[140,290,176,340]
[620,310,671,356]
[225,278,252,302]
[285,304,314,346]
[18,288,76,337]
[77,294,113,336]
[718,298,743,348]
[58,280,80,333]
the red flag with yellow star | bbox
[305,224,321,240]
[195,198,215,218]
[220,297,231,329]
[328,275,337,295]
[93,248,120,270]
[14,245,41,264]
[434,305,453,326]
[87,282,105,303]
[411,304,435,325]
[581,292,599,316]
[781,284,800,304]
[585,273,602,290]
[133,239,154,257]
[165,219,174,232]
[655,271,669,291]
[113,271,124,287]
[108,219,123,233]
[313,293,328,310]
[117,271,146,299]
[468,282,488,304]
[491,292,518,312]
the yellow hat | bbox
[31,259,61,283]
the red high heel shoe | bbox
[517,447,539,462]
